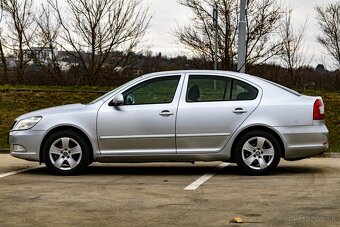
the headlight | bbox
[12,116,42,131]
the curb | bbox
[0,148,9,154]
[317,152,340,158]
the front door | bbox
[97,74,183,155]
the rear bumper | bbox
[274,124,329,160]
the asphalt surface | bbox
[0,154,339,226]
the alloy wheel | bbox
[49,137,83,171]
[241,136,275,170]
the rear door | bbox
[176,73,261,154]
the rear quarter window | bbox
[231,79,258,101]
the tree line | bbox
[0,0,151,85]
[0,0,338,89]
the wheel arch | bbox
[230,125,286,161]
[39,125,94,164]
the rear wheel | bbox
[235,130,281,175]
[42,130,91,175]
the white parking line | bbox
[184,162,230,190]
[0,166,41,179]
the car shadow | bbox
[23,162,325,177]
[218,165,324,176]
[271,165,325,175]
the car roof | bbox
[142,70,255,81]
[142,70,262,85]
[142,70,301,96]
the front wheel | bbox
[42,130,91,175]
[234,130,281,175]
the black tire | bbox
[234,130,281,175]
[42,130,91,175]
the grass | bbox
[0,86,339,152]
[0,87,102,149]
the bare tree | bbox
[0,36,7,84]
[0,7,8,84]
[315,2,340,68]
[279,10,308,87]
[175,0,284,71]
[48,0,151,85]
[1,0,35,84]
[34,3,63,85]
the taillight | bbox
[313,99,325,120]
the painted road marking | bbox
[0,166,41,179]
[184,162,230,190]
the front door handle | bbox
[233,108,247,114]
[159,110,174,116]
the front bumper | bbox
[275,124,329,160]
[9,130,46,162]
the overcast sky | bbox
[143,0,339,69]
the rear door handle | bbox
[233,108,247,114]
[159,110,174,116]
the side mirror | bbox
[109,94,124,106]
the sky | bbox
[143,0,339,69]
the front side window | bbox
[186,75,258,102]
[123,76,180,105]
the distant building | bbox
[6,55,17,69]
[23,47,58,65]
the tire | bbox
[234,130,281,175]
[42,130,91,175]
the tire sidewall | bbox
[235,130,281,175]
[42,130,90,175]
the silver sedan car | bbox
[9,70,329,175]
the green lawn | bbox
[0,87,102,149]
[1,86,339,152]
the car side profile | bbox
[9,70,329,175]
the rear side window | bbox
[186,75,258,102]
[187,75,232,102]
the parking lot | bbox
[0,154,339,226]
